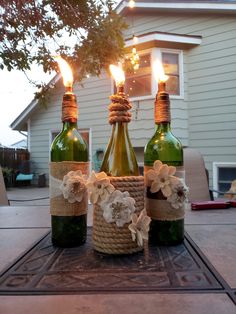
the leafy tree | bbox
[0,0,126,91]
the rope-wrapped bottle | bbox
[92,85,145,254]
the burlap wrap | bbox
[144,165,185,221]
[50,161,89,216]
[92,176,145,255]
[146,199,185,221]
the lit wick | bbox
[109,64,125,94]
[55,56,77,122]
[55,56,74,93]
[153,59,169,94]
[153,60,170,123]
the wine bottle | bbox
[50,90,89,247]
[100,85,139,177]
[144,81,184,245]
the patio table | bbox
[0,205,235,313]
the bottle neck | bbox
[155,122,171,132]
[155,89,171,124]
[61,92,78,123]
[62,120,78,130]
[112,121,128,132]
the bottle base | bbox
[51,215,87,248]
[149,218,184,246]
[51,237,86,248]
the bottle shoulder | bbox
[147,129,181,145]
[144,130,183,166]
[51,127,88,162]
[52,128,87,147]
[100,122,139,176]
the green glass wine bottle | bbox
[50,89,89,247]
[144,81,184,245]
[100,85,139,177]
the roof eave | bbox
[10,74,61,131]
[116,1,236,15]
[125,31,202,51]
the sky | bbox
[0,68,54,147]
[0,1,121,147]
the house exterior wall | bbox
[29,75,112,182]
[28,10,236,188]
[123,11,236,187]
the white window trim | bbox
[121,47,184,102]
[213,161,236,198]
[27,119,31,152]
[160,48,184,100]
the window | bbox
[121,48,183,100]
[125,53,152,98]
[213,162,236,197]
[162,52,180,95]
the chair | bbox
[0,166,9,205]
[184,148,236,202]
[183,148,211,202]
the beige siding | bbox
[28,11,236,188]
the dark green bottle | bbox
[144,81,184,245]
[100,85,139,177]
[50,90,89,247]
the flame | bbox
[55,56,73,88]
[153,59,168,83]
[109,64,125,87]
[132,35,138,44]
[129,0,135,8]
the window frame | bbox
[160,48,184,100]
[111,47,184,101]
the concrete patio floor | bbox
[7,186,50,206]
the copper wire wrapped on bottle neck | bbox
[108,92,132,124]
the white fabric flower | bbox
[146,160,178,197]
[102,190,136,227]
[86,171,115,204]
[167,180,189,209]
[128,209,151,247]
[60,170,87,203]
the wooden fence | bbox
[0,147,30,187]
[0,147,30,171]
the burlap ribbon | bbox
[50,161,89,216]
[144,165,186,221]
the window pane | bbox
[125,53,151,98]
[162,52,180,95]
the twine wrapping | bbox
[62,93,78,122]
[50,161,89,216]
[155,91,171,124]
[109,93,132,124]
[92,176,145,255]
